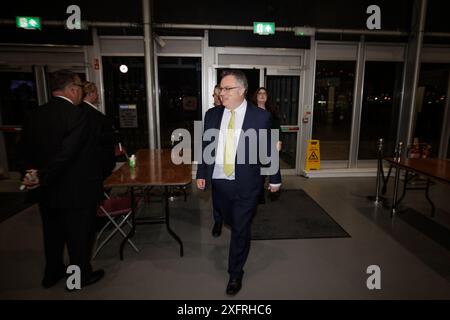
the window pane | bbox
[413,63,450,157]
[0,71,38,171]
[358,61,403,160]
[159,57,202,150]
[313,61,356,161]
[103,57,149,154]
[0,72,38,124]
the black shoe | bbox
[41,270,66,289]
[226,278,242,295]
[212,222,222,238]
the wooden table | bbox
[384,158,450,218]
[104,149,192,259]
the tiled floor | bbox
[1,175,450,299]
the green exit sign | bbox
[253,22,275,35]
[16,16,41,30]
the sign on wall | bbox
[119,104,138,128]
[253,22,275,35]
[16,17,41,30]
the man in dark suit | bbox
[196,70,282,295]
[20,70,112,290]
[80,81,115,180]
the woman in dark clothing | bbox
[252,87,282,203]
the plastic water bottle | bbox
[129,154,136,168]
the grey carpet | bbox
[251,189,350,240]
[0,192,32,223]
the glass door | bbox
[102,57,149,154]
[312,61,357,167]
[414,63,450,158]
[266,71,301,171]
[159,57,203,151]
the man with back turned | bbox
[20,70,111,290]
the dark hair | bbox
[220,69,248,92]
[50,69,79,91]
[252,87,279,119]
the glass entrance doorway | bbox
[158,57,202,150]
[102,57,149,154]
[266,74,300,170]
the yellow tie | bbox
[224,110,235,176]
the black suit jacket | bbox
[20,97,114,209]
[196,102,282,198]
[79,102,116,180]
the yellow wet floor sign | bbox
[305,140,320,171]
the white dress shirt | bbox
[212,100,247,180]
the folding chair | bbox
[92,192,139,258]
[114,142,129,170]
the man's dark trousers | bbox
[39,205,97,280]
[212,179,258,280]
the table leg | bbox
[391,165,401,218]
[397,170,409,206]
[120,186,136,260]
[164,186,184,257]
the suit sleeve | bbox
[39,107,88,187]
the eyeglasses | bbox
[219,86,241,92]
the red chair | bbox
[114,142,126,157]
[92,193,139,258]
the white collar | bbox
[54,95,74,105]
